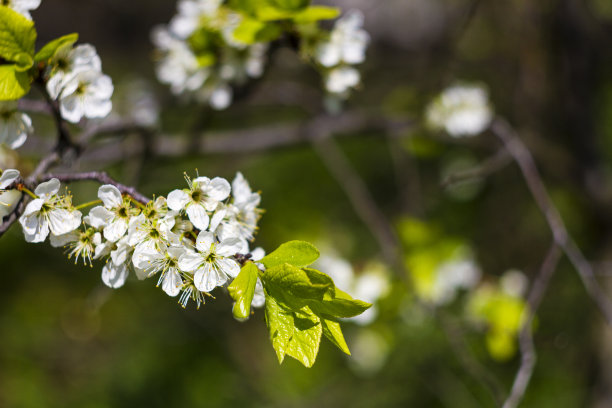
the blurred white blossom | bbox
[0,101,32,149]
[426,83,493,137]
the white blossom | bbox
[500,269,528,298]
[178,231,242,292]
[217,172,261,242]
[167,176,230,231]
[89,185,133,242]
[250,247,266,308]
[19,178,82,243]
[46,44,103,99]
[0,101,32,149]
[55,70,114,123]
[325,66,360,95]
[133,243,186,297]
[426,83,493,137]
[0,168,22,219]
[151,26,209,95]
[316,10,369,68]
[102,262,129,289]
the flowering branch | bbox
[41,172,151,204]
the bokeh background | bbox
[2,0,612,406]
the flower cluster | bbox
[314,10,370,97]
[11,170,264,310]
[152,0,268,110]
[45,43,114,123]
[0,101,32,149]
[426,83,493,137]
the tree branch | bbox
[441,148,511,188]
[41,172,151,204]
[502,243,562,408]
[492,117,612,326]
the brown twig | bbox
[41,172,151,204]
[492,117,612,326]
[311,134,401,268]
[502,243,562,408]
[441,148,512,188]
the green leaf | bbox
[227,262,259,319]
[285,307,322,367]
[0,64,30,100]
[268,0,309,12]
[34,33,78,64]
[309,288,372,318]
[232,17,281,44]
[321,318,350,355]
[264,263,334,305]
[261,240,320,269]
[264,293,294,363]
[292,6,340,23]
[0,6,36,66]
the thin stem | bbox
[502,244,562,408]
[128,195,146,210]
[19,186,37,199]
[492,118,612,326]
[75,199,103,210]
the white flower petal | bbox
[195,230,215,253]
[217,257,240,278]
[207,177,231,202]
[34,178,60,197]
[47,208,82,235]
[186,203,209,231]
[88,206,113,228]
[102,263,128,289]
[103,218,128,242]
[0,169,20,189]
[98,184,123,209]
[178,250,203,272]
[193,263,225,292]
[162,269,183,297]
[167,189,190,211]
[216,237,243,257]
[50,231,79,248]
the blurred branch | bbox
[311,134,401,267]
[441,148,511,188]
[81,111,413,162]
[437,311,505,406]
[17,98,52,114]
[502,243,562,408]
[492,118,612,326]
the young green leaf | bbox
[263,263,334,305]
[227,262,259,319]
[321,318,350,355]
[0,64,30,100]
[285,307,322,367]
[0,6,36,66]
[307,286,372,318]
[232,18,281,45]
[34,33,78,64]
[268,0,309,12]
[261,240,320,269]
[292,6,340,23]
[264,293,294,363]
